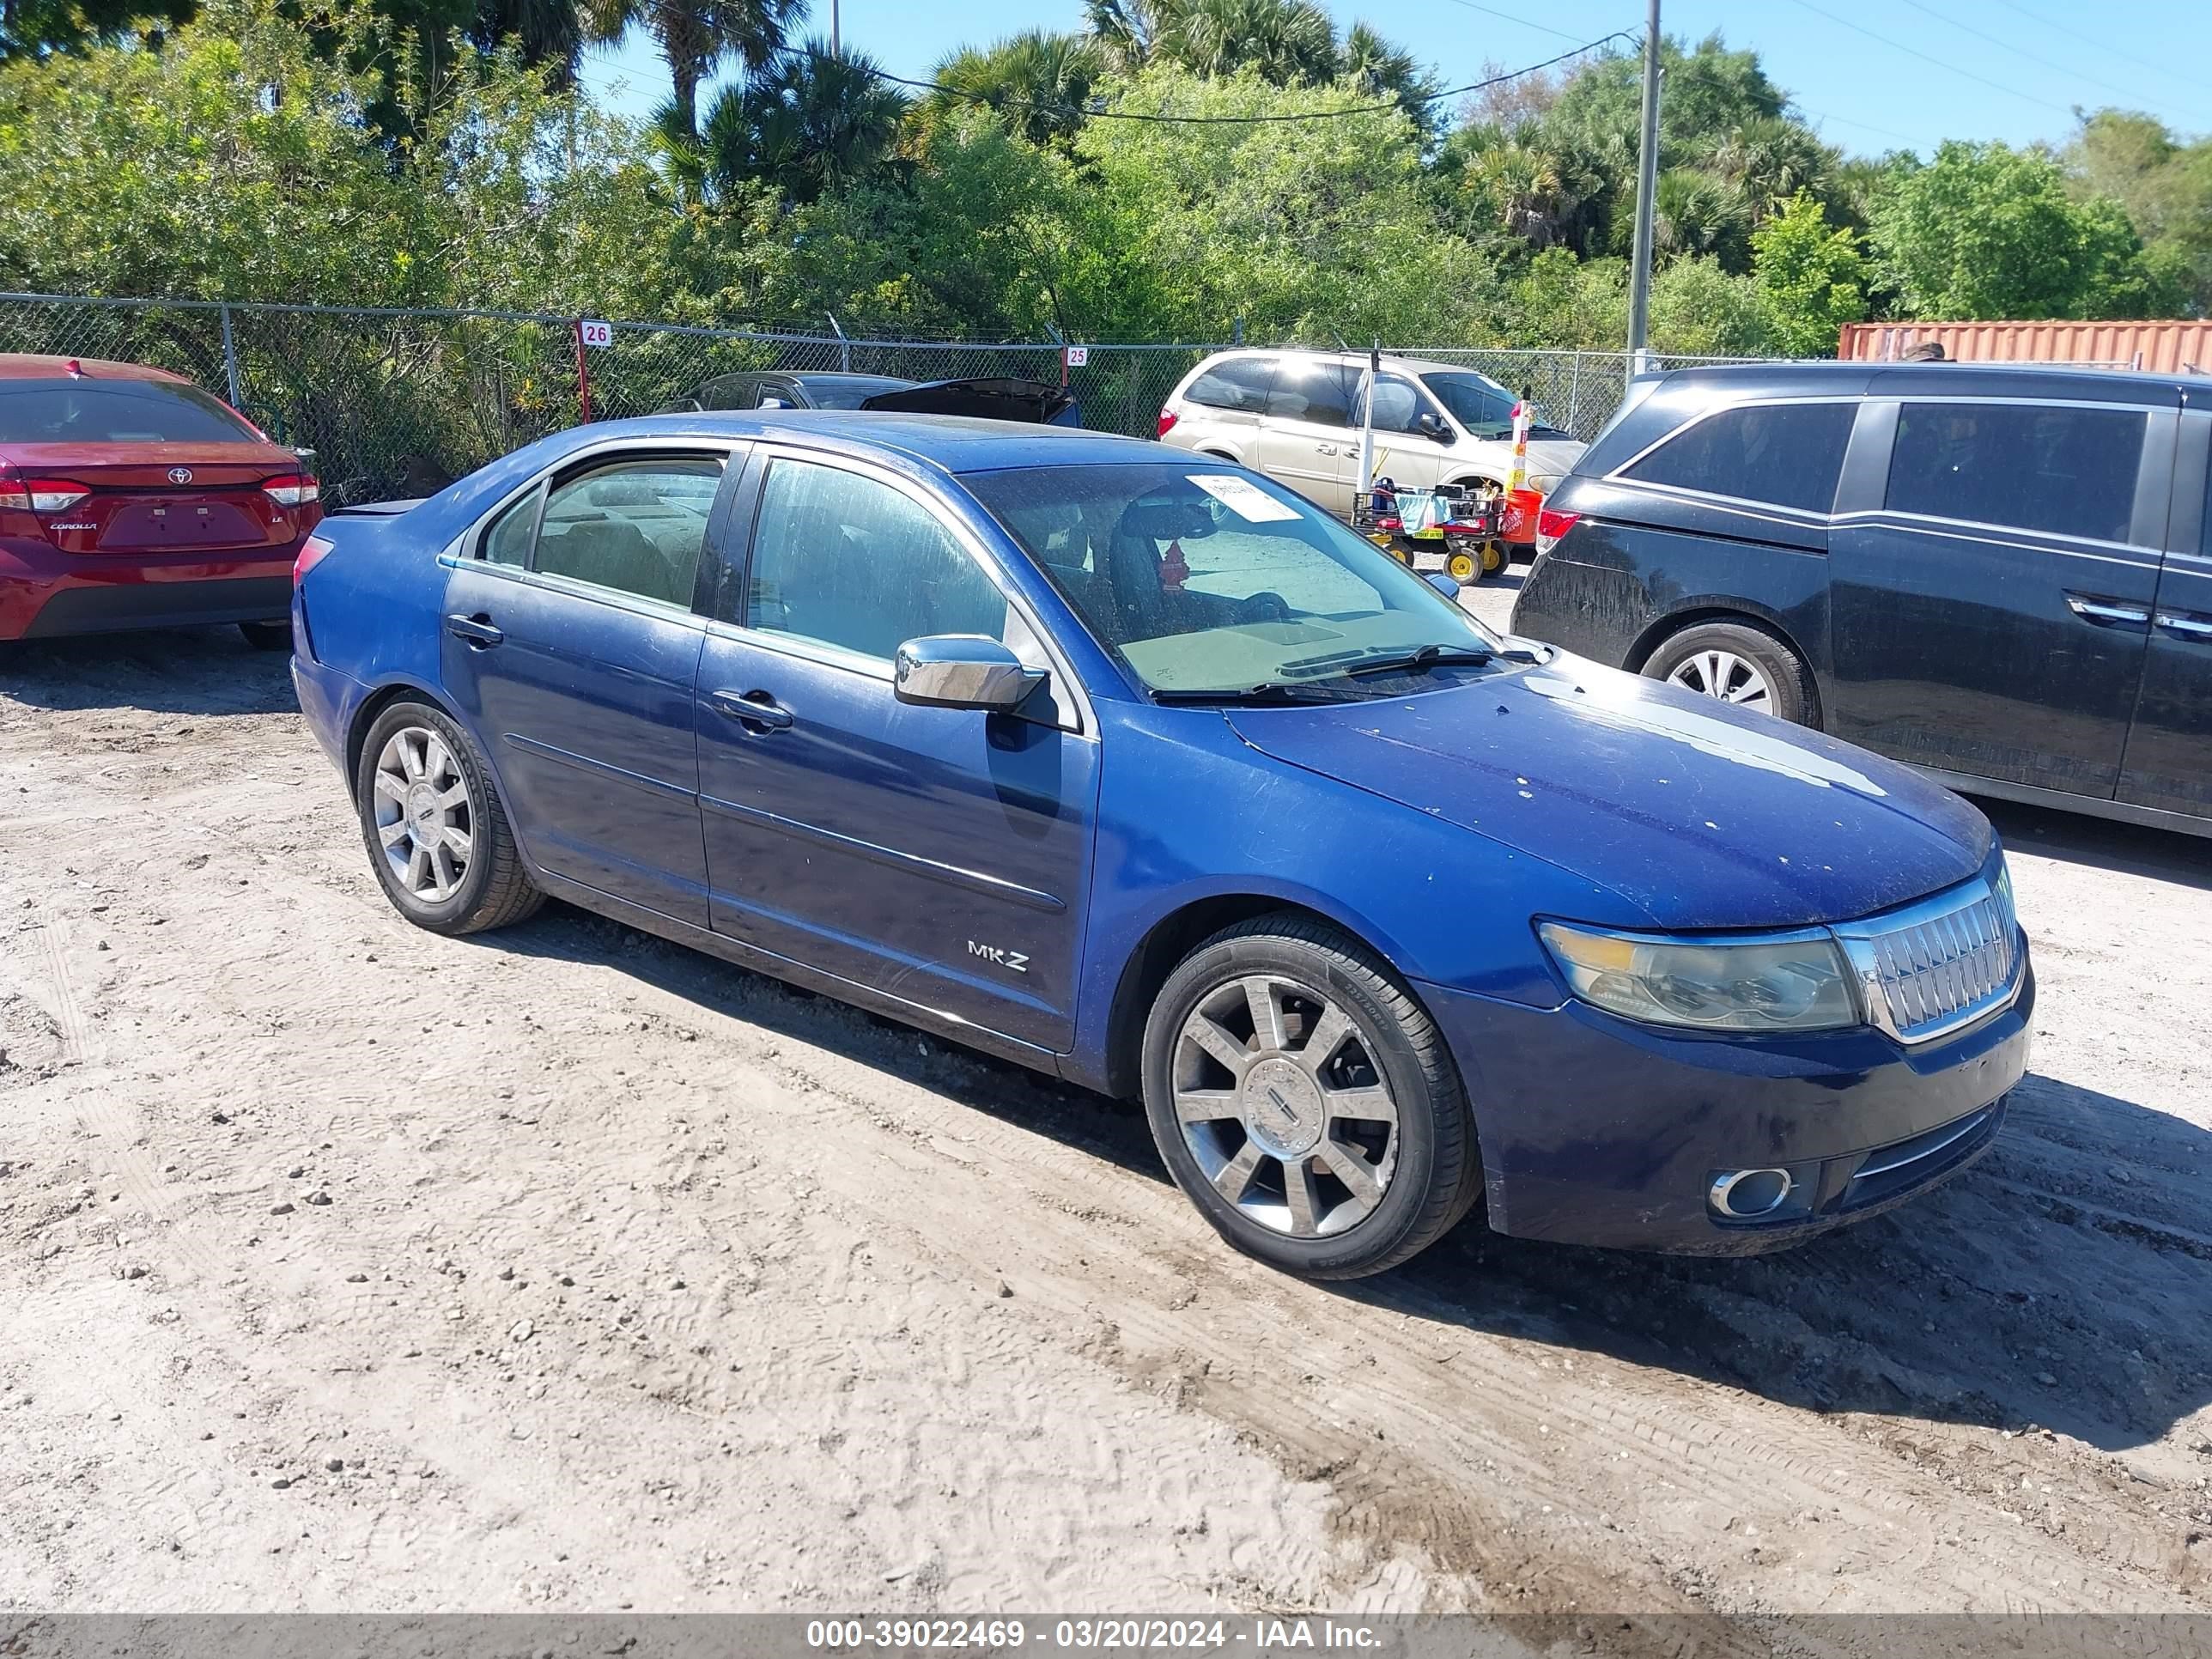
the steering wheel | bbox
[1233,591,1291,623]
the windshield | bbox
[1419,372,1571,441]
[0,378,261,444]
[965,461,1498,697]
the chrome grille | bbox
[1834,873,2022,1044]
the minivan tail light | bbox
[1534,507,1580,555]
[262,473,320,507]
[295,532,337,585]
[1157,408,1178,439]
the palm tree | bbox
[1160,0,1336,86]
[1695,113,1835,226]
[1653,166,1747,262]
[582,0,805,138]
[1083,0,1165,73]
[702,38,910,204]
[930,29,1104,147]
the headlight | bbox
[1538,921,1861,1034]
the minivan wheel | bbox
[1140,916,1481,1280]
[1644,621,1816,726]
[354,700,544,936]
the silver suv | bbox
[1157,349,1587,531]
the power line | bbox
[869,31,1640,125]
[1984,0,2210,104]
[1784,0,2079,118]
[1796,106,1921,148]
[1887,0,2190,121]
[1433,0,1597,47]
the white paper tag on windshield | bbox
[1188,473,1299,522]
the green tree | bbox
[927,29,1103,148]
[2064,108,2212,315]
[701,38,908,206]
[580,0,802,137]
[1869,139,2175,319]
[1750,189,1867,356]
[0,0,197,61]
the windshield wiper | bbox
[1149,682,1346,705]
[1341,643,1498,678]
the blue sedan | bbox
[290,413,2032,1279]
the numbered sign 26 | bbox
[578,319,614,349]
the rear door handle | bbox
[2155,611,2212,642]
[2063,592,2150,629]
[445,612,504,648]
[708,689,793,732]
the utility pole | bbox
[1625,0,1662,378]
[830,0,840,56]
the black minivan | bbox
[1513,362,2212,836]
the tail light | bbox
[0,471,91,513]
[262,473,320,507]
[1157,408,1178,439]
[1534,507,1581,556]
[295,532,337,585]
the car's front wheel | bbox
[1140,915,1481,1279]
[353,700,543,936]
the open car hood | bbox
[858,377,1080,426]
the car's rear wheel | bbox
[239,620,292,651]
[1644,620,1817,726]
[353,700,543,936]
[1140,915,1480,1280]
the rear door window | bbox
[1182,357,1279,414]
[1624,402,1856,513]
[0,378,260,444]
[531,454,725,607]
[1266,362,1355,428]
[1885,401,2147,544]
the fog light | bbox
[1710,1168,1793,1219]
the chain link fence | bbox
[0,292,1746,504]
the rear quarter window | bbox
[1623,402,1856,514]
[1182,357,1279,414]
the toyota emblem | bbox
[167,466,193,485]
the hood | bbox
[1524,437,1585,482]
[859,377,1080,426]
[1226,658,1993,931]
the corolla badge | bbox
[167,466,194,485]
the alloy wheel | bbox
[1172,975,1400,1238]
[371,726,473,903]
[1667,648,1773,710]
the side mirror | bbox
[1416,412,1453,443]
[1425,572,1463,599]
[894,635,1047,712]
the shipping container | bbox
[1838,319,2212,375]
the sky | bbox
[575,0,2212,158]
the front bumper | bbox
[1419,963,2033,1254]
[1,535,296,640]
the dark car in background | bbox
[0,354,320,647]
[663,369,1081,426]
[1513,362,2212,837]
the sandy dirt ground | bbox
[1,578,2209,1616]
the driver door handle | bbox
[445,612,504,648]
[708,689,793,732]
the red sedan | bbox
[0,354,320,647]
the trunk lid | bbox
[3,441,311,554]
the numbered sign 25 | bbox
[1064,344,1089,367]
[578,319,614,349]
